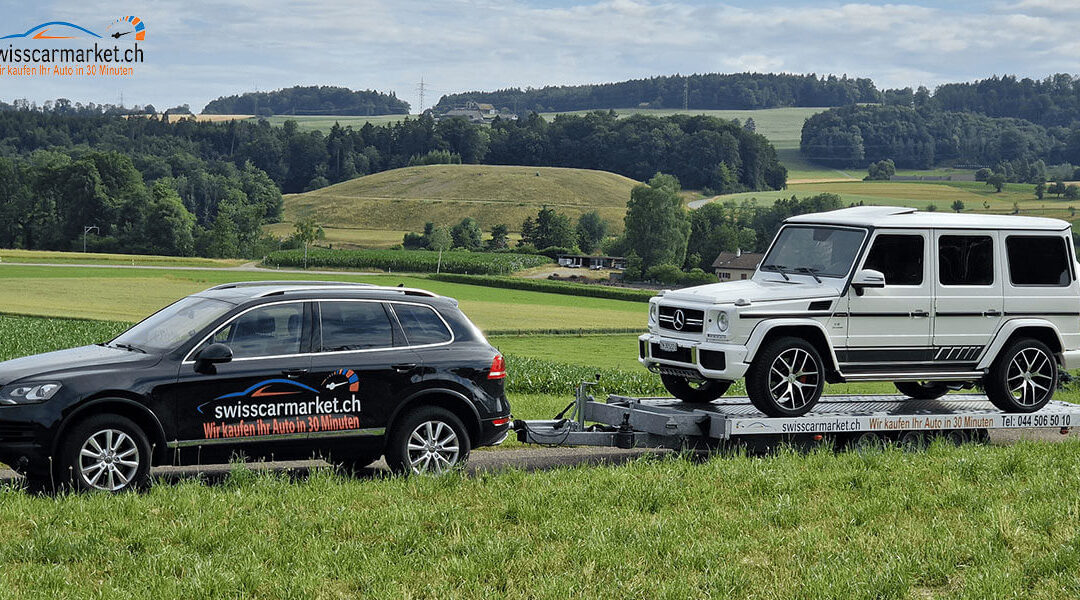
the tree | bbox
[522,206,575,250]
[576,211,608,254]
[487,224,509,251]
[144,181,195,256]
[975,168,992,182]
[293,216,322,268]
[1035,181,1046,200]
[951,200,965,213]
[1050,179,1067,197]
[925,203,937,212]
[986,172,1006,192]
[450,217,483,251]
[428,226,452,274]
[864,159,895,181]
[1065,185,1080,201]
[743,117,756,133]
[624,173,691,271]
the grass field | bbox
[262,224,523,250]
[0,249,245,268]
[263,114,413,131]
[279,164,637,236]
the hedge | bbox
[263,248,552,275]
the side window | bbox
[938,235,994,286]
[393,304,452,345]
[214,303,304,359]
[1007,236,1070,286]
[319,301,394,352]
[863,234,924,285]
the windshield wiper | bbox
[760,263,791,281]
[795,267,822,283]
[110,342,147,354]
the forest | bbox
[201,85,410,116]
[435,73,881,113]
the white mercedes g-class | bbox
[640,206,1080,417]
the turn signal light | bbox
[488,354,506,379]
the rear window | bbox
[1006,236,1071,286]
[393,303,452,345]
[938,235,994,286]
[319,301,394,351]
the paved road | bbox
[2,427,1075,489]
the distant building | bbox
[711,249,763,281]
[558,254,627,270]
[436,100,517,124]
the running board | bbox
[840,370,984,382]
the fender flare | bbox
[976,318,1066,370]
[387,387,482,439]
[51,395,169,463]
[743,318,840,369]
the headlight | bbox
[717,311,730,332]
[0,382,62,405]
[649,303,658,324]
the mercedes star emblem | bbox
[673,309,686,330]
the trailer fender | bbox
[977,319,1066,370]
[744,318,840,370]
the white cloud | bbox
[3,0,1080,111]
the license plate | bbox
[659,341,678,352]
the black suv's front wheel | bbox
[746,337,825,417]
[385,406,471,475]
[57,414,151,493]
[661,375,731,403]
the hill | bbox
[202,85,409,116]
[279,164,640,241]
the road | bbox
[2,427,1075,489]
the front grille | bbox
[0,423,36,443]
[651,342,692,363]
[651,365,702,379]
[658,306,704,333]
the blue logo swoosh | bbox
[197,379,321,414]
[1,21,102,40]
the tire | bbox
[985,338,1057,413]
[746,336,825,417]
[385,407,471,476]
[894,381,949,400]
[661,375,731,403]
[57,414,151,493]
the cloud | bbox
[3,0,1080,112]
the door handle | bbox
[392,363,418,373]
[910,310,929,318]
[983,310,1002,317]
[281,368,308,378]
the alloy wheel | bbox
[1006,347,1054,407]
[767,348,820,411]
[406,420,460,474]
[78,429,140,491]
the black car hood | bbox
[0,345,163,385]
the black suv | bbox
[0,282,510,491]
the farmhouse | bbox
[711,249,762,280]
[557,254,626,270]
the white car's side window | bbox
[939,235,994,286]
[863,234,924,286]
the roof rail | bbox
[206,281,375,292]
[255,285,440,298]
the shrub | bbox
[264,248,552,275]
[680,268,719,287]
[645,264,684,285]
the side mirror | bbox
[851,269,885,296]
[195,343,232,373]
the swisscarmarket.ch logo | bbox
[0,16,146,78]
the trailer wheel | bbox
[847,431,885,453]
[984,338,1056,413]
[661,375,731,403]
[746,336,825,417]
[894,381,949,400]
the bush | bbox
[680,268,719,287]
[975,168,992,182]
[402,232,426,249]
[264,248,552,275]
[645,264,684,285]
[428,273,655,302]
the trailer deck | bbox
[514,384,1080,451]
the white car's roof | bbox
[785,206,1069,231]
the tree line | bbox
[883,74,1080,128]
[201,85,410,116]
[435,73,881,113]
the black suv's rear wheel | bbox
[661,375,731,403]
[385,407,470,475]
[985,339,1057,413]
[746,337,825,417]
[58,414,151,492]
[894,381,949,400]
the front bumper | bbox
[638,333,750,381]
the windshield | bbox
[110,296,234,354]
[760,226,866,279]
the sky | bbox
[1,0,1078,113]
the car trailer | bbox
[513,382,1080,452]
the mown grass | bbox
[0,249,245,268]
[4,442,1080,598]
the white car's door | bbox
[843,230,933,368]
[932,229,1003,364]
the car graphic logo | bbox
[673,309,686,331]
[197,379,320,413]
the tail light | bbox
[487,354,506,379]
